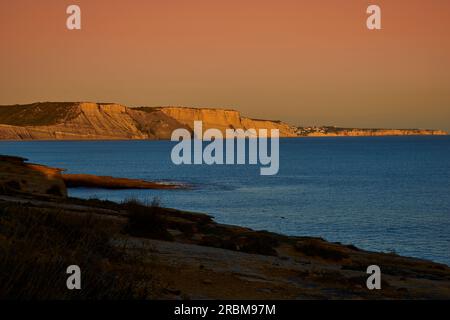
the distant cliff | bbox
[139,106,298,137]
[296,126,448,137]
[0,102,446,140]
[0,102,297,140]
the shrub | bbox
[0,203,155,299]
[237,232,279,256]
[199,231,279,256]
[295,239,349,261]
[46,184,64,197]
[122,197,173,241]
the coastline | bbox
[62,173,186,190]
[0,102,447,141]
[1,192,449,299]
[0,134,448,142]
[1,154,450,299]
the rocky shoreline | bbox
[0,155,185,197]
[1,192,449,299]
[1,155,450,299]
[62,173,186,190]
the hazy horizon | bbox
[1,0,450,131]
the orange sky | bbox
[1,0,449,130]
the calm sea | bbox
[1,137,449,265]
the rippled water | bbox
[1,136,449,265]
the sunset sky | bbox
[1,0,449,130]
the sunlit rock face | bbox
[296,126,448,137]
[0,102,446,140]
[0,102,297,140]
[156,106,298,137]
[0,155,67,198]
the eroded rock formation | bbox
[0,155,67,197]
[0,102,297,140]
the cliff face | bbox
[0,103,192,140]
[0,155,67,197]
[0,103,446,140]
[153,106,298,137]
[297,126,448,137]
[0,103,297,140]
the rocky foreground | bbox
[1,156,450,299]
[0,155,184,197]
[0,102,446,140]
[1,191,450,299]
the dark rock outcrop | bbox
[0,155,67,197]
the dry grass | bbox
[122,197,174,241]
[0,202,155,300]
[295,238,349,261]
[199,230,279,256]
[0,102,77,126]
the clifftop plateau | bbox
[296,126,447,137]
[0,102,446,140]
[0,102,297,140]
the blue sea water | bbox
[1,137,449,265]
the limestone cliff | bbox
[296,126,448,137]
[150,106,298,137]
[0,102,297,140]
[0,103,446,140]
[0,102,190,140]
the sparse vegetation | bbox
[199,230,279,256]
[46,184,65,197]
[237,231,279,256]
[295,239,349,261]
[0,102,78,126]
[122,197,173,241]
[0,203,155,299]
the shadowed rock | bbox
[62,173,185,190]
[0,155,67,197]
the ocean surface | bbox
[1,137,449,265]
